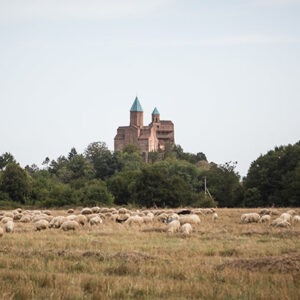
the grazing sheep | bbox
[13,213,23,221]
[179,214,200,225]
[286,210,296,216]
[259,208,272,215]
[260,215,271,223]
[5,221,14,233]
[142,215,153,224]
[125,215,144,226]
[35,220,49,231]
[241,213,260,224]
[67,209,74,214]
[109,214,119,222]
[20,215,32,223]
[49,216,67,228]
[275,221,291,228]
[119,208,129,214]
[4,212,14,219]
[43,210,51,216]
[75,215,87,226]
[66,215,77,221]
[92,206,101,213]
[292,215,300,223]
[157,213,168,222]
[61,220,80,231]
[167,220,181,233]
[81,208,93,215]
[180,223,193,235]
[1,217,13,224]
[33,214,53,223]
[212,213,218,222]
[89,216,103,225]
[201,208,215,215]
[279,213,292,222]
[147,212,154,218]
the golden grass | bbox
[0,208,299,300]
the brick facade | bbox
[114,98,175,159]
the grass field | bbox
[0,208,300,300]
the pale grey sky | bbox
[0,0,299,176]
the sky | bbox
[0,0,299,177]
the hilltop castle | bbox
[114,97,175,159]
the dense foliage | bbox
[0,140,299,208]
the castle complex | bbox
[114,97,175,159]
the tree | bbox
[1,163,30,203]
[68,147,78,160]
[0,152,16,170]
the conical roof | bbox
[152,107,160,115]
[130,97,143,112]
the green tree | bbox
[1,163,30,204]
[0,152,16,170]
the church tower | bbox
[130,97,143,127]
[152,107,160,123]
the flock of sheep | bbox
[241,209,300,228]
[0,206,299,238]
[0,207,217,237]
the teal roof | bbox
[152,107,160,115]
[130,97,143,112]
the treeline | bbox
[0,141,299,208]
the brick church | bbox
[114,97,175,159]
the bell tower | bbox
[152,107,160,123]
[130,97,143,127]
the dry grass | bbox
[0,207,299,300]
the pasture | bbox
[0,207,299,300]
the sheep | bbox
[212,213,218,222]
[275,221,291,228]
[260,215,271,223]
[33,214,53,223]
[179,214,200,225]
[119,208,129,214]
[157,213,168,222]
[49,216,67,228]
[125,215,144,226]
[142,215,154,224]
[67,209,74,214]
[20,215,32,223]
[1,217,13,224]
[167,220,181,233]
[35,220,49,231]
[61,220,80,231]
[5,221,14,233]
[89,216,103,225]
[0,226,3,237]
[81,208,93,215]
[241,213,260,224]
[43,210,51,216]
[91,206,101,213]
[201,208,215,215]
[4,212,14,219]
[13,213,23,221]
[109,214,119,222]
[75,215,87,226]
[292,215,300,223]
[286,210,296,216]
[180,223,193,235]
[259,208,272,215]
[66,215,77,221]
[279,213,292,222]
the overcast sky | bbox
[0,0,299,176]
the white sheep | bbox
[4,212,14,218]
[259,208,272,215]
[286,210,296,216]
[75,215,87,226]
[142,215,153,224]
[81,208,93,215]
[49,216,67,228]
[1,217,13,224]
[125,215,144,226]
[292,215,300,223]
[180,223,192,235]
[20,215,32,223]
[92,206,101,213]
[61,220,80,231]
[67,209,74,214]
[241,213,260,224]
[212,213,218,222]
[5,221,14,233]
[35,219,49,231]
[279,213,292,222]
[89,216,103,225]
[0,226,3,237]
[167,220,181,233]
[275,221,291,228]
[157,213,168,222]
[259,215,271,223]
[179,214,200,225]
